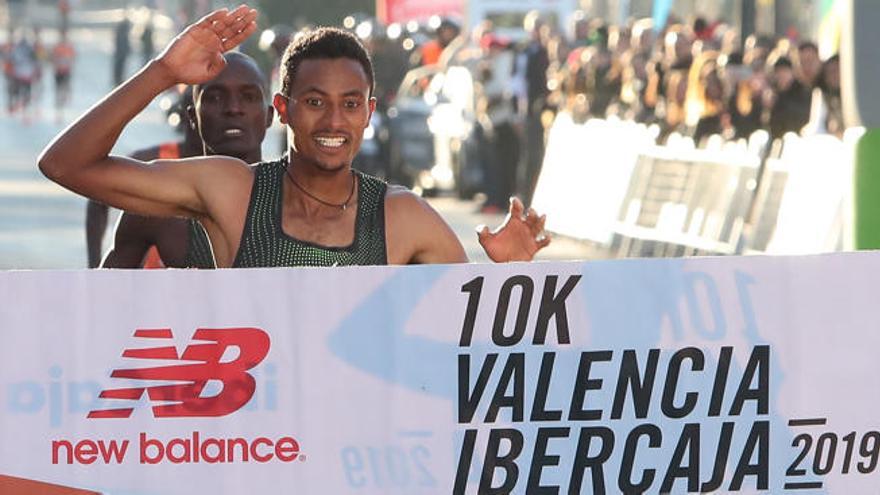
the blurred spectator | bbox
[447,19,493,71]
[141,14,156,67]
[665,24,695,71]
[615,49,651,122]
[576,20,621,118]
[32,27,47,93]
[686,52,727,145]
[644,24,693,136]
[693,16,721,43]
[58,0,71,34]
[583,45,619,118]
[9,31,39,120]
[51,31,75,121]
[559,48,588,122]
[609,24,631,56]
[567,10,590,50]
[586,18,609,50]
[517,10,550,205]
[365,23,408,110]
[660,68,689,140]
[744,34,774,74]
[420,18,459,66]
[112,17,132,85]
[630,18,655,56]
[476,35,519,213]
[2,35,11,112]
[804,54,843,137]
[767,55,811,139]
[722,51,765,140]
[361,21,408,179]
[642,56,662,124]
[796,41,821,89]
[718,25,740,56]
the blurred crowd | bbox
[543,14,843,143]
[1,25,76,123]
[1,6,843,214]
[309,10,844,212]
[0,5,159,124]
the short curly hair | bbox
[279,27,375,97]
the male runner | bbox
[40,6,548,267]
[84,87,203,268]
[101,52,272,268]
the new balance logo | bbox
[89,328,270,419]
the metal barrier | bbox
[532,113,859,258]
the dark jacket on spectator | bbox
[769,80,811,139]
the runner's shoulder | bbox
[385,184,427,209]
[384,184,443,223]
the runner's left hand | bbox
[477,197,551,262]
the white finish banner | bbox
[1,254,879,493]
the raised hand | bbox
[477,197,551,262]
[155,5,258,84]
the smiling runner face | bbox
[277,57,374,173]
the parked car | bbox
[386,64,484,197]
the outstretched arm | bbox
[38,6,257,218]
[386,190,549,264]
[477,197,551,262]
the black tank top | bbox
[183,220,216,269]
[232,158,388,267]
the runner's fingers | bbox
[196,8,229,29]
[525,210,544,236]
[536,235,551,250]
[209,6,253,36]
[222,20,257,50]
[524,207,538,225]
[227,6,257,31]
[509,197,524,219]
[230,8,258,31]
[476,224,491,243]
[531,212,545,231]
[214,10,254,39]
[217,4,251,25]
[227,4,253,17]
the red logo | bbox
[88,328,270,419]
